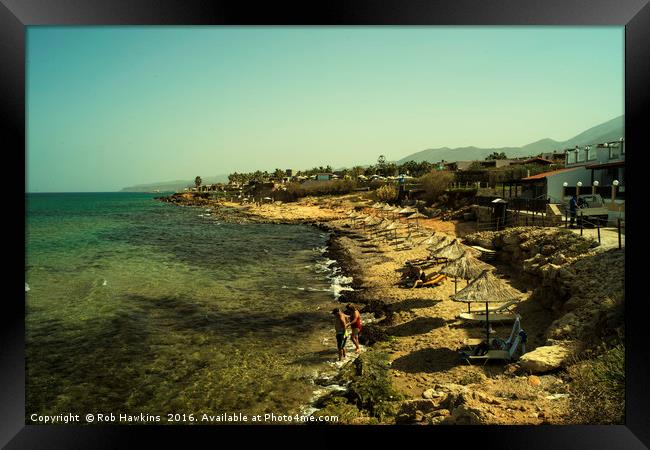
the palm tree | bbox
[195,176,202,191]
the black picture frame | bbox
[3,0,648,447]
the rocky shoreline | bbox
[157,194,625,425]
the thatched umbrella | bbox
[440,252,493,293]
[371,219,393,239]
[387,206,401,220]
[362,215,381,230]
[427,235,453,254]
[450,269,522,342]
[417,234,438,246]
[406,212,428,230]
[347,211,360,226]
[349,212,365,227]
[382,221,401,243]
[432,239,478,262]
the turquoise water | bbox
[26,193,348,421]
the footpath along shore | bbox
[158,194,624,425]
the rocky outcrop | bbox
[518,341,583,373]
[396,383,501,425]
[466,227,624,346]
[465,227,596,268]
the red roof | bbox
[521,167,579,181]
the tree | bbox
[351,166,365,179]
[377,155,387,176]
[273,168,285,180]
[486,152,508,160]
[195,176,202,190]
[419,171,454,203]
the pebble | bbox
[528,375,541,386]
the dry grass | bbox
[564,342,625,424]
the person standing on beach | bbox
[569,194,578,228]
[345,304,362,353]
[332,308,349,361]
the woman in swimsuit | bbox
[345,304,362,353]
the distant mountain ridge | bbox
[120,116,623,192]
[397,115,624,164]
[121,174,229,193]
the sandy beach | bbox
[159,194,624,425]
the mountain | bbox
[397,115,624,164]
[120,174,229,192]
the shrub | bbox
[375,184,398,203]
[280,180,358,201]
[564,342,625,424]
[347,351,403,421]
[418,171,454,203]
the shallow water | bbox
[26,193,352,421]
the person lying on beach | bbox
[344,304,362,353]
[410,268,446,289]
[400,265,424,282]
[332,308,349,361]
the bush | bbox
[280,180,358,201]
[347,351,403,421]
[565,342,625,424]
[375,184,398,203]
[418,171,454,203]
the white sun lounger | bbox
[458,312,519,323]
[462,317,525,364]
[462,299,520,316]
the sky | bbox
[27,26,624,192]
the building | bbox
[538,150,566,163]
[520,167,587,202]
[315,173,335,181]
[445,159,516,171]
[510,157,556,167]
[564,139,625,215]
[520,139,625,221]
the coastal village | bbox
[159,139,625,425]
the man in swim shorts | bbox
[332,308,349,361]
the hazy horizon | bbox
[27,26,624,192]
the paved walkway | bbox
[566,226,625,250]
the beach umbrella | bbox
[388,206,399,219]
[382,221,401,242]
[347,211,362,226]
[382,205,399,219]
[417,234,438,246]
[432,239,479,261]
[427,235,453,253]
[354,213,372,228]
[451,269,523,342]
[440,252,493,293]
[370,219,392,239]
[406,212,428,229]
[362,215,381,230]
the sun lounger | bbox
[462,300,520,316]
[458,312,519,322]
[461,317,526,364]
[420,273,447,287]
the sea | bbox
[25,192,355,422]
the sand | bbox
[167,194,573,424]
